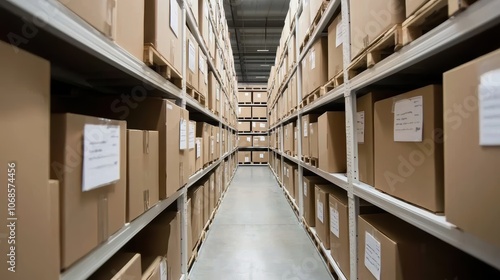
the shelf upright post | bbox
[179,0,189,277]
[295,5,305,219]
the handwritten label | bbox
[479,72,500,145]
[189,122,196,149]
[180,119,187,150]
[357,111,365,143]
[330,206,339,238]
[317,201,324,223]
[394,96,423,142]
[82,124,120,191]
[365,232,381,280]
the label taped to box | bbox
[330,206,340,237]
[365,232,381,280]
[394,96,423,142]
[317,201,324,223]
[357,111,365,143]
[479,72,500,146]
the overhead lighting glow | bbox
[256,76,267,79]
[257,49,269,52]
[260,64,270,67]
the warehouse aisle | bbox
[190,166,333,280]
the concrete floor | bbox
[189,166,333,280]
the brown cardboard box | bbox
[252,121,268,132]
[327,14,344,80]
[310,0,326,22]
[209,173,216,217]
[329,190,350,279]
[198,52,209,98]
[127,130,160,222]
[284,163,295,197]
[199,0,210,45]
[203,180,210,225]
[302,176,325,227]
[289,34,296,68]
[0,43,60,280]
[252,151,269,163]
[374,85,443,212]
[238,121,251,132]
[294,126,299,156]
[238,151,251,163]
[406,0,428,17]
[51,113,126,269]
[186,199,193,259]
[253,91,267,103]
[284,123,294,153]
[238,136,253,147]
[306,37,328,96]
[293,167,299,201]
[208,72,220,115]
[188,121,197,177]
[186,30,199,91]
[238,91,253,103]
[297,0,311,46]
[357,93,398,186]
[141,256,167,280]
[214,126,221,160]
[315,184,333,249]
[209,134,215,162]
[145,0,183,74]
[443,49,500,248]
[116,0,144,60]
[350,0,405,59]
[127,211,181,280]
[189,186,203,250]
[252,107,267,119]
[253,135,269,147]
[196,122,211,166]
[180,108,190,187]
[91,253,142,279]
[195,137,203,172]
[309,122,319,159]
[58,0,115,38]
[239,106,252,118]
[318,112,346,173]
[301,114,320,158]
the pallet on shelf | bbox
[324,71,345,92]
[186,85,207,107]
[300,1,329,52]
[302,156,319,168]
[143,43,183,89]
[347,24,403,80]
[300,86,326,109]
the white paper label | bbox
[189,123,196,149]
[260,123,265,128]
[317,201,324,223]
[82,124,120,191]
[303,182,308,197]
[357,111,365,144]
[336,20,344,47]
[211,139,214,153]
[188,41,196,72]
[260,136,265,141]
[330,207,340,238]
[303,121,308,137]
[479,79,500,145]
[160,259,167,280]
[199,55,205,73]
[245,156,250,162]
[247,137,251,142]
[310,49,316,70]
[257,93,262,98]
[394,96,423,142]
[309,123,314,134]
[252,123,256,128]
[259,154,264,159]
[170,0,179,38]
[294,131,297,139]
[216,88,220,100]
[217,133,220,142]
[245,92,249,96]
[239,107,242,114]
[196,139,202,158]
[180,119,188,150]
[365,232,382,280]
[167,104,173,110]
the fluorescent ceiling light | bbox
[256,76,267,79]
[257,49,269,52]
[260,64,270,67]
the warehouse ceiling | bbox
[224,0,289,83]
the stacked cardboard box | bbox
[252,151,269,163]
[318,112,346,173]
[253,135,269,147]
[301,114,319,159]
[238,151,251,163]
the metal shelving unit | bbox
[0,0,239,279]
[268,0,500,278]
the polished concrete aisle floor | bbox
[190,166,333,280]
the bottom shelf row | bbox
[268,158,500,280]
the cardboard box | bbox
[209,21,216,59]
[315,184,334,250]
[239,135,252,147]
[203,180,209,225]
[127,130,160,222]
[0,43,60,280]
[145,0,183,74]
[297,0,311,46]
[196,122,211,166]
[238,91,252,103]
[195,137,203,172]
[288,34,296,68]
[327,14,344,80]
[374,85,443,212]
[186,30,199,91]
[252,151,269,163]
[208,72,220,115]
[58,0,115,38]
[310,0,326,22]
[284,123,294,153]
[188,121,197,177]
[306,37,328,96]
[214,126,221,160]
[186,199,193,258]
[329,190,350,278]
[318,112,346,173]
[284,163,295,197]
[91,253,142,279]
[294,126,299,156]
[209,173,216,218]
[350,0,405,59]
[357,93,398,185]
[406,0,428,17]
[238,151,251,163]
[239,106,252,118]
[198,52,209,98]
[301,114,320,158]
[443,49,500,248]
[51,113,126,269]
[253,135,269,147]
[199,0,210,45]
[253,91,267,103]
[127,211,181,280]
[141,256,167,280]
[252,121,268,132]
[189,186,203,250]
[309,122,319,159]
[180,108,190,187]
[302,176,325,226]
[116,0,144,60]
[238,121,251,132]
[252,106,267,119]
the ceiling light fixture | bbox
[260,64,270,67]
[257,49,269,52]
[256,76,267,79]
